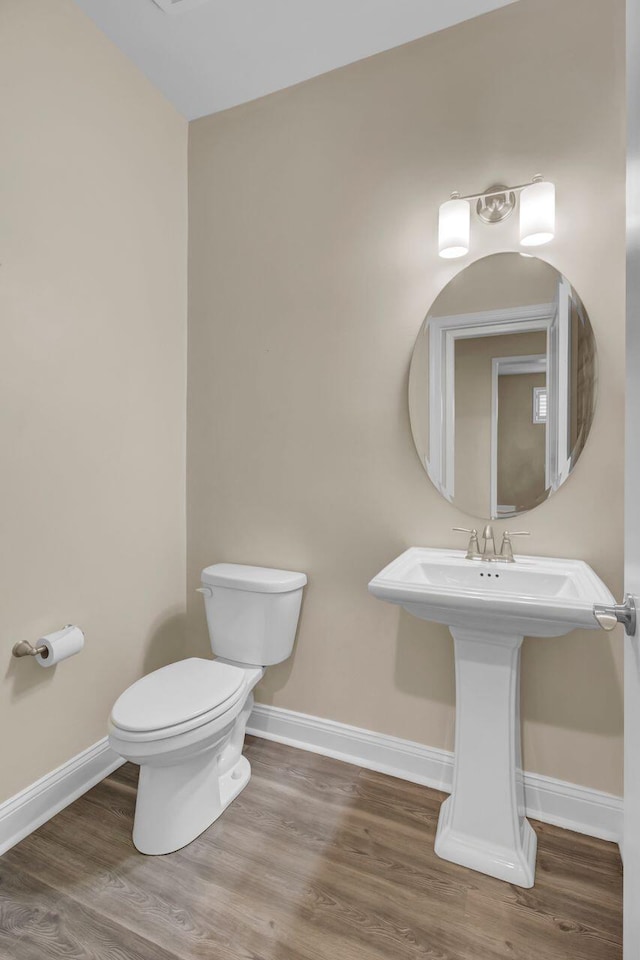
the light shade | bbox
[439,197,470,259]
[519,180,555,246]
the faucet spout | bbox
[481,524,496,560]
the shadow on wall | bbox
[142,611,188,676]
[4,651,58,701]
[394,609,455,705]
[254,656,296,703]
[4,611,188,706]
[521,631,623,736]
[395,608,622,738]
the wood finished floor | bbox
[0,737,622,960]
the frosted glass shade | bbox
[438,197,470,259]
[519,180,555,246]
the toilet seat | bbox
[110,658,247,742]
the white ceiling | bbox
[72,0,519,120]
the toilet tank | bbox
[200,563,307,666]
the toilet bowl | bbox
[108,563,306,855]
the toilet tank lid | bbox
[201,563,307,593]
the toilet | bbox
[108,563,306,855]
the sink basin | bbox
[368,546,614,888]
[368,547,615,637]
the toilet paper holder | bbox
[12,639,49,659]
[12,624,74,660]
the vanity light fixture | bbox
[519,178,556,247]
[438,193,471,259]
[438,176,555,259]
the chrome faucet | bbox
[481,524,496,560]
[454,526,530,562]
[497,530,530,563]
[453,527,482,560]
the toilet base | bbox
[220,755,251,809]
[132,753,251,856]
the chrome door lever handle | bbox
[593,595,637,636]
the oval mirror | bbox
[409,254,597,519]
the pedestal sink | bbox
[368,547,615,887]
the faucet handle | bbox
[453,527,481,561]
[499,530,530,562]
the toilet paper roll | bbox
[35,625,84,668]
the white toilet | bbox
[108,563,306,855]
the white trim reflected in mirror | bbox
[409,254,597,519]
[427,303,554,503]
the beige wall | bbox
[188,0,625,795]
[0,0,188,801]
[497,370,546,510]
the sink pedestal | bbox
[434,626,537,888]
[370,546,616,888]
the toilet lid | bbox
[111,658,245,733]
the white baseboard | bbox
[0,738,124,856]
[247,703,623,844]
[0,710,622,856]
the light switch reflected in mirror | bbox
[408,254,597,519]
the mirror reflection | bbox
[409,254,597,519]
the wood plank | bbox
[0,866,179,960]
[0,741,622,960]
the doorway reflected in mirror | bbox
[408,254,597,519]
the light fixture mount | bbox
[438,176,555,259]
[476,184,516,224]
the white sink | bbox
[368,547,614,888]
[368,547,615,637]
